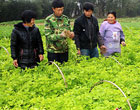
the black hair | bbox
[83,2,94,11]
[107,11,116,18]
[21,10,36,23]
[52,0,64,8]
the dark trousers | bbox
[18,63,38,69]
[48,52,68,64]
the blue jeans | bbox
[80,47,99,58]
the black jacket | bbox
[73,14,103,49]
[11,23,44,68]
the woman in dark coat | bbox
[11,10,44,69]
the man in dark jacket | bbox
[74,2,106,58]
[11,10,44,69]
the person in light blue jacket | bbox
[100,11,126,56]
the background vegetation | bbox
[0,0,140,22]
[0,17,140,109]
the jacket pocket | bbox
[34,48,38,58]
[20,49,23,60]
[34,48,39,62]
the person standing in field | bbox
[99,11,126,56]
[44,0,74,64]
[11,10,44,69]
[73,2,106,58]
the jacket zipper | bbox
[27,30,30,61]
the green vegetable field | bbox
[0,18,140,110]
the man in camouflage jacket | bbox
[45,0,74,64]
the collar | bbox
[112,21,116,24]
[108,21,116,24]
[14,22,35,31]
[53,14,63,20]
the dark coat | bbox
[73,14,103,49]
[11,23,44,68]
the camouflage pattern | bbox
[45,14,71,53]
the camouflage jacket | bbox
[45,14,71,53]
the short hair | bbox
[21,10,36,23]
[83,2,94,11]
[107,11,116,18]
[52,0,64,8]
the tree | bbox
[0,0,140,22]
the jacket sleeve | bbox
[10,29,18,60]
[73,19,81,49]
[44,19,64,42]
[67,18,71,31]
[37,28,44,55]
[120,30,125,43]
[96,20,104,47]
[119,23,125,43]
[99,22,106,39]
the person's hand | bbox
[64,30,71,38]
[69,32,74,39]
[13,60,18,67]
[100,45,107,54]
[39,54,44,61]
[77,49,81,55]
[121,41,126,46]
[60,31,66,37]
[61,30,74,39]
[60,30,70,38]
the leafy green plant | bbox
[0,17,140,110]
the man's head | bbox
[83,2,94,18]
[21,10,36,27]
[52,0,64,17]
